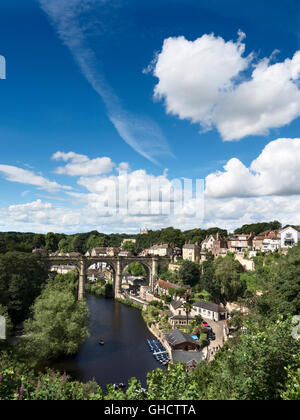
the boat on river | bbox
[147,339,170,365]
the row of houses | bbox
[182,226,300,262]
[151,279,227,327]
[168,299,227,328]
[42,226,300,264]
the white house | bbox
[201,235,216,252]
[191,301,227,322]
[168,300,193,327]
[280,226,300,249]
[148,243,172,257]
[50,265,76,275]
[262,231,281,253]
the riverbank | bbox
[48,295,162,389]
[117,294,173,362]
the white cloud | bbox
[2,194,300,234]
[2,142,300,233]
[152,32,300,140]
[205,138,300,198]
[52,151,115,176]
[204,196,300,231]
[153,33,250,130]
[215,52,300,140]
[0,164,72,193]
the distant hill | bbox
[233,221,282,235]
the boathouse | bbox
[164,329,200,351]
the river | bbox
[51,295,163,390]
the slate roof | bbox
[172,350,203,365]
[170,299,184,310]
[183,244,200,249]
[165,329,198,346]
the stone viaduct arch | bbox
[48,255,169,300]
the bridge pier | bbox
[151,258,158,292]
[78,259,86,300]
[115,259,122,298]
[48,254,168,301]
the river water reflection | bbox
[51,295,162,390]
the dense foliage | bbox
[234,221,282,235]
[0,226,230,256]
[1,235,300,400]
[0,252,48,325]
[20,271,89,365]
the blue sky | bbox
[1,0,300,233]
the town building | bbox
[201,235,216,252]
[253,230,271,251]
[50,265,76,275]
[211,233,228,258]
[118,250,133,257]
[90,247,120,257]
[168,299,193,327]
[86,268,102,282]
[182,243,201,262]
[172,247,182,258]
[280,226,300,249]
[191,300,227,321]
[148,243,173,257]
[154,279,190,297]
[32,248,47,254]
[164,330,200,351]
[121,238,136,246]
[90,247,107,257]
[261,230,281,253]
[228,233,254,255]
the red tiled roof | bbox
[157,279,190,290]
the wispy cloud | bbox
[37,0,173,164]
[0,164,72,193]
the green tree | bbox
[122,241,137,255]
[178,260,200,287]
[127,262,146,277]
[146,363,199,400]
[281,361,300,400]
[183,296,194,326]
[0,252,48,325]
[85,234,108,252]
[32,234,46,249]
[215,255,245,304]
[258,245,300,319]
[45,233,59,253]
[21,280,89,364]
[192,316,300,400]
